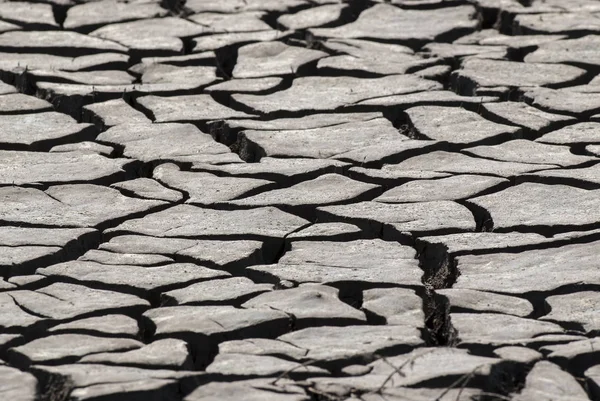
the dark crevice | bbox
[475,4,503,30]
[214,45,238,80]
[515,174,600,190]
[481,361,531,401]
[345,167,436,188]
[32,367,73,401]
[362,308,386,325]
[161,0,187,14]
[0,17,57,31]
[423,290,458,347]
[148,178,192,204]
[574,143,600,156]
[417,242,459,291]
[222,187,383,222]
[460,200,494,232]
[129,97,157,122]
[460,180,513,200]
[548,68,599,91]
[338,141,449,170]
[7,295,48,320]
[543,343,600,382]
[51,4,69,28]
[491,221,600,238]
[192,159,351,187]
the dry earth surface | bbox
[1,0,600,400]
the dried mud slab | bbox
[308,347,500,391]
[233,42,327,78]
[90,17,206,55]
[109,205,309,239]
[362,288,424,326]
[0,2,57,28]
[185,0,307,13]
[162,277,272,306]
[0,52,129,71]
[97,123,238,164]
[0,365,37,401]
[31,363,198,401]
[228,173,380,212]
[278,4,346,30]
[375,175,507,203]
[536,122,600,145]
[48,315,139,337]
[468,183,600,233]
[514,12,600,35]
[0,93,52,114]
[64,1,168,32]
[80,339,193,369]
[249,239,423,287]
[463,140,595,167]
[186,12,272,34]
[154,163,274,205]
[437,288,533,317]
[8,283,148,322]
[452,58,587,94]
[523,88,600,117]
[243,285,367,328]
[0,184,165,228]
[385,151,555,177]
[542,292,600,333]
[185,380,309,401]
[405,105,521,145]
[318,39,436,76]
[455,241,600,293]
[9,334,143,367]
[100,236,265,269]
[111,178,184,203]
[317,200,476,238]
[191,157,349,186]
[452,313,564,346]
[525,35,600,67]
[309,4,479,46]
[481,101,575,133]
[137,95,253,122]
[278,325,424,366]
[238,118,404,161]
[233,75,441,114]
[38,261,228,295]
[0,31,127,55]
[0,112,96,150]
[513,361,590,401]
[525,164,600,188]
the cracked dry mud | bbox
[0,1,599,400]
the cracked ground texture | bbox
[1,0,600,400]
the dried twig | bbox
[477,391,513,401]
[433,364,484,401]
[271,358,320,385]
[373,349,438,394]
